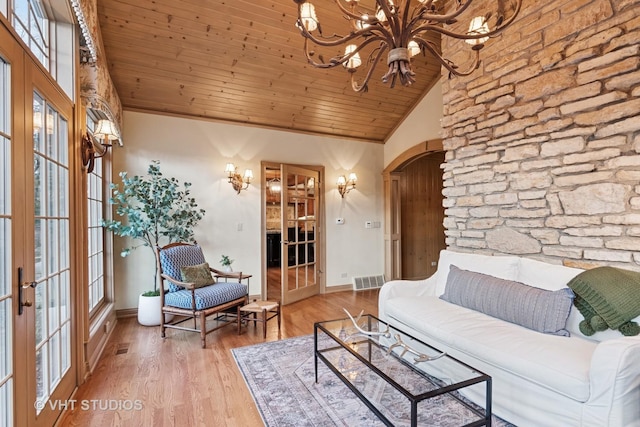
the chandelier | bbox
[293,0,522,92]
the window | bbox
[12,0,50,70]
[86,115,106,315]
[11,0,75,98]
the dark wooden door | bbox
[400,152,446,280]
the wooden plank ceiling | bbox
[97,0,443,143]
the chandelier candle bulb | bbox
[293,0,522,92]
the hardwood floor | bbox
[60,290,379,426]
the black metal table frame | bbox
[314,314,492,427]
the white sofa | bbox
[378,250,640,427]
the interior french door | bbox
[280,165,320,305]
[0,22,75,427]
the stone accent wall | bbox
[440,0,640,270]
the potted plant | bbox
[102,160,205,326]
[220,254,234,272]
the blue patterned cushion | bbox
[160,245,207,292]
[164,281,247,310]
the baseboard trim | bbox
[324,284,353,293]
[116,308,137,319]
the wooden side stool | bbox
[238,300,281,338]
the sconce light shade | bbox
[81,119,121,174]
[226,162,252,194]
[337,172,357,198]
[93,119,120,141]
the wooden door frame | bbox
[260,161,326,301]
[382,139,443,281]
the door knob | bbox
[17,267,37,315]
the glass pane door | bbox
[0,53,13,427]
[281,165,319,305]
[32,91,71,416]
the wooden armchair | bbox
[156,242,248,348]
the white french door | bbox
[280,165,320,305]
[0,21,76,427]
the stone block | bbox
[454,169,495,185]
[554,171,614,186]
[579,45,639,72]
[526,118,574,136]
[551,164,596,176]
[456,239,487,249]
[596,116,640,138]
[575,99,640,126]
[577,56,640,85]
[542,246,583,259]
[510,172,552,190]
[520,199,548,209]
[469,206,500,218]
[563,148,621,165]
[564,226,623,237]
[603,214,640,225]
[583,250,632,262]
[605,155,640,169]
[456,196,485,207]
[531,229,560,244]
[521,158,563,171]
[502,144,540,162]
[467,182,509,194]
[485,193,518,205]
[467,218,504,229]
[508,101,544,119]
[545,82,602,108]
[540,137,585,157]
[504,219,546,228]
[519,190,547,200]
[546,216,602,228]
[499,208,551,218]
[560,91,627,115]
[605,238,640,250]
[486,228,541,254]
[559,236,604,248]
[516,69,575,101]
[558,183,628,215]
[588,135,627,149]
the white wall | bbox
[383,81,443,168]
[113,111,385,309]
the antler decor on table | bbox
[343,308,446,364]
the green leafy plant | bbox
[102,160,205,293]
[220,255,233,267]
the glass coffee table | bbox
[314,314,492,427]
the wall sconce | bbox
[337,172,357,198]
[82,119,121,173]
[225,163,253,194]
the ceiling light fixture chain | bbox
[293,0,522,92]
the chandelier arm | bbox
[413,0,522,40]
[417,0,475,24]
[331,0,378,25]
[303,36,387,69]
[411,16,513,44]
[419,39,481,77]
[297,21,392,48]
[350,45,388,92]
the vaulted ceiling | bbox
[97,0,443,143]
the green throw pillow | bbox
[180,263,215,288]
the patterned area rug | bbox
[232,335,516,426]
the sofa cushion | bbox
[384,295,596,402]
[434,250,520,296]
[164,281,247,311]
[441,265,575,336]
[180,262,215,288]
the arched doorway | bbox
[383,140,446,281]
